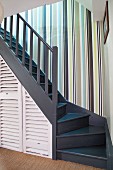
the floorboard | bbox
[0,148,105,170]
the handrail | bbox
[18,14,53,52]
[0,14,58,106]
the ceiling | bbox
[0,0,61,18]
[76,0,93,11]
[0,0,106,21]
[92,0,106,21]
[76,0,106,21]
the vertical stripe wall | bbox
[18,0,104,116]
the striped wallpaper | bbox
[2,0,104,116]
[20,0,104,116]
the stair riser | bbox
[57,116,89,134]
[5,39,17,47]
[25,64,37,73]
[32,74,45,83]
[12,46,23,55]
[0,30,22,48]
[57,133,106,149]
[25,63,45,79]
[0,31,10,37]
[57,105,67,120]
[57,95,67,103]
[5,38,18,47]
[57,152,107,169]
[41,84,52,93]
[49,94,60,103]
[55,94,67,103]
[18,56,35,66]
[2,37,22,51]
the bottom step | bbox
[57,146,107,169]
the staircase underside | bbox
[0,24,109,169]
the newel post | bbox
[52,46,58,105]
[52,46,58,160]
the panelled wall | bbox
[0,55,52,158]
[21,0,104,116]
[2,0,104,116]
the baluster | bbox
[29,29,33,74]
[16,14,19,56]
[10,16,13,48]
[4,18,7,41]
[45,47,49,95]
[37,38,40,84]
[52,47,58,104]
[22,23,26,65]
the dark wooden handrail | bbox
[18,14,53,52]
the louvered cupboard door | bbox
[22,87,52,158]
[0,56,23,152]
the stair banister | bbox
[18,14,53,52]
[17,14,58,103]
[0,14,58,106]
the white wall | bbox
[103,0,113,143]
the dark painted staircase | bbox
[0,15,109,169]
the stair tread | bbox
[58,113,90,123]
[40,83,52,86]
[57,103,67,108]
[25,62,37,68]
[32,72,44,76]
[57,145,107,159]
[57,125,105,137]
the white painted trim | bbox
[18,81,23,152]
[22,87,26,153]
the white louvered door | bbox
[22,88,52,158]
[0,55,52,158]
[0,56,23,152]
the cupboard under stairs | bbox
[0,55,52,158]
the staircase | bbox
[0,14,109,169]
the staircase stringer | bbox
[0,37,55,124]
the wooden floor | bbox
[0,148,104,170]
